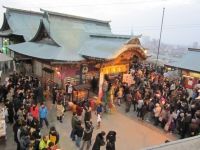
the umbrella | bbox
[0,53,13,62]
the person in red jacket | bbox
[30,104,39,120]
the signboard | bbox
[182,70,200,78]
[100,65,127,74]
[122,74,134,86]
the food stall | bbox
[73,84,90,101]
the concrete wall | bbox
[33,60,42,77]
[144,135,200,150]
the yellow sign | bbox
[101,65,127,74]
[182,70,200,78]
[189,72,200,78]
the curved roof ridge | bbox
[30,20,60,47]
[3,6,43,16]
[40,8,110,24]
[0,13,11,31]
[90,33,131,39]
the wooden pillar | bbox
[61,65,64,88]
[80,64,83,84]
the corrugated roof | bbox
[79,36,129,59]
[41,12,111,61]
[5,8,42,41]
[165,49,200,72]
[8,42,83,61]
[40,8,110,24]
[2,7,135,62]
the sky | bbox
[0,0,200,46]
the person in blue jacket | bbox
[39,103,49,128]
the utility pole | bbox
[155,8,165,69]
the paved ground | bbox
[0,98,177,150]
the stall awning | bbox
[73,84,90,91]
[0,53,13,62]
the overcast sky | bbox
[0,0,200,46]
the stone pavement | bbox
[0,99,177,150]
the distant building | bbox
[165,48,200,89]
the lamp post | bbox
[155,8,165,70]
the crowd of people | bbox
[0,72,116,150]
[1,59,200,149]
[0,72,61,150]
[101,61,200,139]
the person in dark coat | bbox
[106,131,116,150]
[52,87,57,104]
[6,100,14,124]
[13,120,21,150]
[74,121,84,147]
[80,121,94,150]
[84,106,92,127]
[92,131,106,150]
[70,112,79,141]
[91,76,98,93]
[179,113,186,139]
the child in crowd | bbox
[97,112,102,129]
